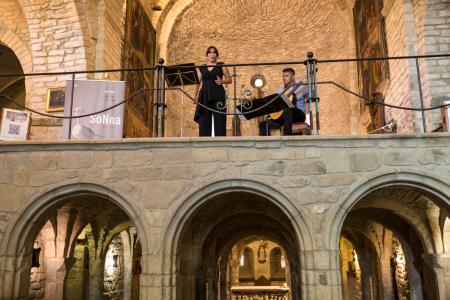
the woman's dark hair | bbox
[206,46,219,57]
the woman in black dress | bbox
[194,46,232,136]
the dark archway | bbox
[0,43,25,112]
[25,196,142,300]
[0,183,146,300]
[338,186,447,300]
[176,191,302,300]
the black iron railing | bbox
[1,52,449,138]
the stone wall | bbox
[423,0,450,129]
[384,0,417,133]
[0,134,449,299]
[0,0,127,140]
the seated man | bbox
[259,68,307,136]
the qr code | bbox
[8,124,20,135]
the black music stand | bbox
[165,63,199,87]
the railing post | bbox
[232,65,239,136]
[159,59,166,137]
[306,52,320,135]
[415,57,427,133]
[153,58,166,137]
[68,72,76,139]
[312,56,320,135]
[306,54,314,133]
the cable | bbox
[317,81,449,111]
[1,82,448,119]
[165,86,292,116]
[0,88,146,119]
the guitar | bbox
[269,80,307,120]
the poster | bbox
[0,108,31,140]
[62,80,125,140]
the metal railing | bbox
[1,52,449,139]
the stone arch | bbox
[0,29,32,74]
[269,247,286,280]
[156,0,193,60]
[353,197,437,254]
[161,179,314,299]
[239,247,255,281]
[17,0,90,73]
[330,172,449,299]
[0,27,33,110]
[0,183,148,299]
[329,171,450,252]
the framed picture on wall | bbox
[46,88,65,112]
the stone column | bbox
[302,250,341,300]
[44,257,66,300]
[423,253,450,300]
[120,229,134,300]
[358,255,374,300]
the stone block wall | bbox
[0,134,448,299]
[384,0,416,133]
[0,0,127,140]
[423,0,450,129]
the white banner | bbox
[0,108,31,141]
[62,80,125,140]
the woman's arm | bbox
[193,68,203,103]
[221,66,232,84]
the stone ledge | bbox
[0,133,448,152]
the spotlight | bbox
[250,74,266,89]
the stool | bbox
[269,122,310,136]
[291,122,310,135]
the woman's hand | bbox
[215,76,223,85]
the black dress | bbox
[194,62,227,136]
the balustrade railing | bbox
[1,53,450,140]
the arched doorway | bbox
[175,191,303,300]
[338,185,449,300]
[0,43,25,112]
[0,185,145,300]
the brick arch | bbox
[0,183,149,299]
[73,0,96,71]
[0,27,32,74]
[157,0,193,60]
[0,26,33,108]
[17,0,89,73]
